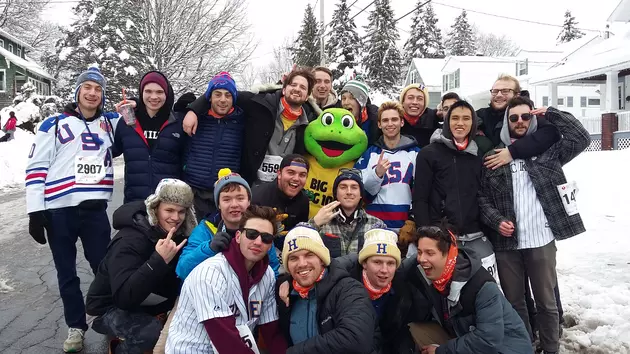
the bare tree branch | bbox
[258,37,294,84]
[473,25,520,57]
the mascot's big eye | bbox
[341,115,354,129]
[321,112,334,126]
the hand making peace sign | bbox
[375,151,391,178]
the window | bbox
[454,69,460,89]
[567,96,573,107]
[443,70,460,91]
[580,96,587,107]
[558,98,565,106]
[588,98,601,106]
[8,44,13,53]
[28,77,48,95]
[17,47,21,57]
[543,96,549,106]
[0,70,5,92]
[448,73,455,90]
[0,39,4,49]
[442,75,447,91]
[517,59,529,76]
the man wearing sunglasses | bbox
[167,205,288,354]
[309,168,386,258]
[478,96,590,354]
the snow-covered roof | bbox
[442,55,517,70]
[608,0,630,22]
[517,34,601,64]
[411,58,445,87]
[0,47,53,80]
[530,28,630,85]
[0,28,34,52]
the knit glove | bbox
[28,211,51,245]
[398,219,417,248]
[209,231,233,253]
[274,209,289,237]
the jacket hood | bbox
[137,71,175,119]
[374,134,418,151]
[446,250,481,307]
[500,108,538,146]
[317,258,354,300]
[308,90,338,115]
[430,128,479,156]
[441,101,478,142]
[112,200,154,236]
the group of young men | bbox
[24,63,590,354]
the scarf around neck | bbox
[432,230,459,294]
[293,268,326,299]
[362,269,392,300]
[281,96,303,121]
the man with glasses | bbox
[478,96,590,354]
[399,83,440,147]
[167,205,288,354]
[309,168,386,258]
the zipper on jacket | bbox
[453,156,465,234]
[307,296,312,338]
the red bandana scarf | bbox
[293,268,326,299]
[362,270,392,300]
[403,113,420,126]
[454,137,469,151]
[281,97,303,121]
[432,230,459,294]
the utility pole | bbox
[320,0,325,65]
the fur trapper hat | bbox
[145,178,197,236]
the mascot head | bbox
[304,108,368,169]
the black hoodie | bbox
[86,201,185,317]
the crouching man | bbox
[413,222,532,354]
[277,224,379,353]
[166,205,287,354]
[86,178,197,353]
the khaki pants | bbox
[153,297,179,354]
[408,322,453,347]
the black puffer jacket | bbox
[401,108,440,148]
[86,201,185,317]
[335,254,433,354]
[277,261,380,354]
[412,103,483,235]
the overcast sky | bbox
[46,0,623,69]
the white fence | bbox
[618,111,630,132]
[578,117,602,134]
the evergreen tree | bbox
[293,4,321,67]
[557,10,585,43]
[325,0,362,80]
[363,0,403,93]
[423,4,445,58]
[446,10,476,56]
[53,0,150,108]
[403,3,445,67]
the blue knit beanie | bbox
[75,67,107,109]
[205,72,238,105]
[213,168,251,208]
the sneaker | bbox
[63,328,85,353]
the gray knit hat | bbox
[145,178,197,236]
[213,168,252,208]
[75,67,107,109]
[341,79,370,109]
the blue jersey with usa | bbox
[25,109,121,213]
[355,135,419,231]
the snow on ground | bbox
[0,129,34,191]
[559,149,630,354]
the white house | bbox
[403,58,445,109]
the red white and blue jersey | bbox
[355,135,420,231]
[25,110,121,213]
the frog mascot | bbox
[304,108,368,218]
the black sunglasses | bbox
[242,228,274,244]
[508,113,533,123]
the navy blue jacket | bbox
[113,71,187,203]
[183,107,246,190]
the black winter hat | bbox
[332,168,364,200]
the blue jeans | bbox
[48,202,111,331]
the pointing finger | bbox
[165,227,176,241]
[378,151,385,162]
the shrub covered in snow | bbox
[0,82,64,133]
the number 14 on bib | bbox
[557,181,579,216]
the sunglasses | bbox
[338,167,363,178]
[508,113,533,123]
[242,228,274,244]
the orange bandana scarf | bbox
[454,137,469,151]
[360,107,368,124]
[208,107,235,118]
[362,270,392,300]
[404,113,420,126]
[281,97,303,121]
[432,230,459,294]
[293,268,326,299]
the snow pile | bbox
[370,91,396,106]
[0,129,34,191]
[0,102,41,126]
[558,149,630,354]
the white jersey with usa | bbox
[166,253,278,354]
[355,135,420,231]
[25,111,121,213]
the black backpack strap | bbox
[458,267,496,317]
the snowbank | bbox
[558,149,630,354]
[0,102,41,126]
[0,129,34,191]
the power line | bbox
[431,1,601,32]
[395,0,432,23]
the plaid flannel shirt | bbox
[309,208,386,258]
[478,107,590,251]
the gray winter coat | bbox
[478,107,590,251]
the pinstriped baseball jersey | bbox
[166,253,278,354]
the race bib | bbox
[74,155,106,184]
[481,253,501,287]
[257,155,283,182]
[236,325,260,354]
[557,181,579,216]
